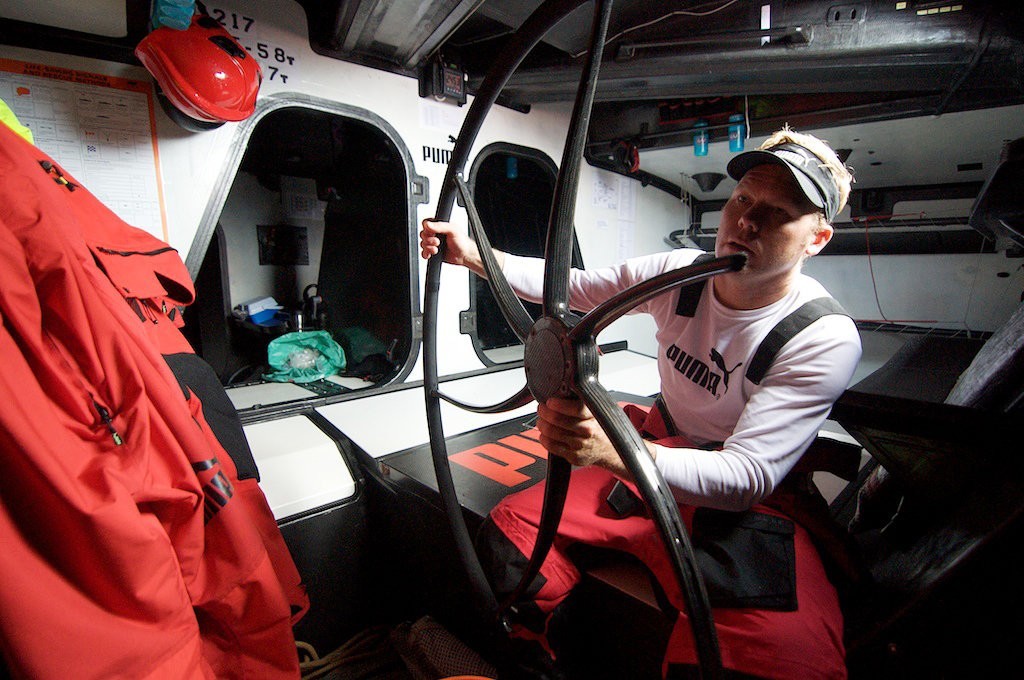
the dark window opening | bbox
[183,106,415,398]
[468,144,583,363]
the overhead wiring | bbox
[858,213,937,325]
[958,235,988,334]
[570,0,744,58]
[744,94,750,142]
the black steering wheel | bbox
[422,1,743,677]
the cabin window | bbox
[183,103,424,408]
[466,143,583,364]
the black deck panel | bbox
[380,392,655,521]
[382,413,547,521]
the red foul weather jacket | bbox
[0,121,307,679]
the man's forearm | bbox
[465,247,504,278]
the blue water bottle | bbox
[693,119,709,157]
[152,0,195,30]
[728,113,746,152]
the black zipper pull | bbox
[38,159,78,191]
[93,400,124,446]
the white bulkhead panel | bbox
[244,415,356,520]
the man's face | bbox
[715,164,831,280]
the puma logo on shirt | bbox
[709,347,743,392]
[665,344,742,398]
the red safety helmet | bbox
[135,11,262,130]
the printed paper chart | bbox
[0,59,166,240]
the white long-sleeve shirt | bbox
[502,249,862,511]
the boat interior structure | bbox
[1,0,1022,678]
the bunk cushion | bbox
[946,301,1024,411]
[846,334,983,403]
[842,301,1024,531]
[839,333,983,532]
[968,136,1024,250]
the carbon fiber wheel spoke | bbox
[422,1,726,676]
[499,455,572,612]
[575,373,721,677]
[454,174,534,341]
[540,2,611,319]
[570,254,746,341]
[435,384,534,414]
[502,0,614,618]
[422,0,593,627]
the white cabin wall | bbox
[1,11,687,379]
[1,0,585,383]
[218,172,326,310]
[804,253,1024,333]
[408,101,575,380]
[17,0,1016,389]
[570,166,684,357]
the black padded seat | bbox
[946,302,1024,411]
[848,334,985,404]
[969,136,1024,252]
[826,140,1024,676]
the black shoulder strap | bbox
[745,297,850,385]
[163,352,260,481]
[674,252,715,317]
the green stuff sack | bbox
[264,330,346,383]
[337,326,388,365]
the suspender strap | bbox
[674,252,715,317]
[744,297,849,385]
[673,254,850,385]
[652,395,679,437]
